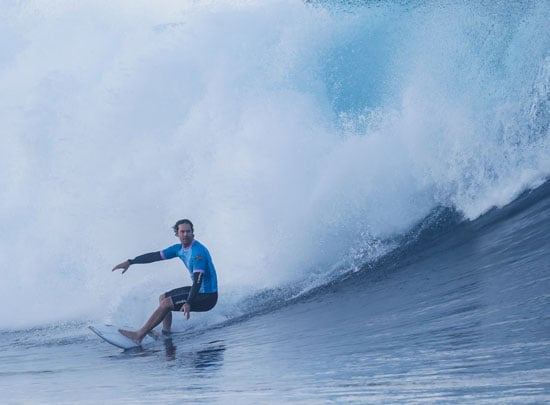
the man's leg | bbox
[161,293,172,334]
[119,296,174,344]
[161,286,191,333]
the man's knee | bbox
[159,296,174,311]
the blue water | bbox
[0,1,549,403]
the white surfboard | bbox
[89,324,157,350]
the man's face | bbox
[177,223,194,247]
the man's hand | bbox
[112,260,130,274]
[181,303,191,320]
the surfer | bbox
[111,219,218,344]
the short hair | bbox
[173,219,194,234]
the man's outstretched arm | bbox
[112,251,163,274]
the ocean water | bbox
[1,1,549,403]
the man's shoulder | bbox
[163,243,183,254]
[191,240,208,251]
[191,240,213,257]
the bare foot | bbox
[118,329,142,345]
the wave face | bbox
[0,1,548,329]
[202,180,550,403]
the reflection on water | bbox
[162,338,226,371]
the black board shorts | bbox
[164,287,218,312]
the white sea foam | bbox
[0,0,548,329]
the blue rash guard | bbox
[160,240,218,294]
